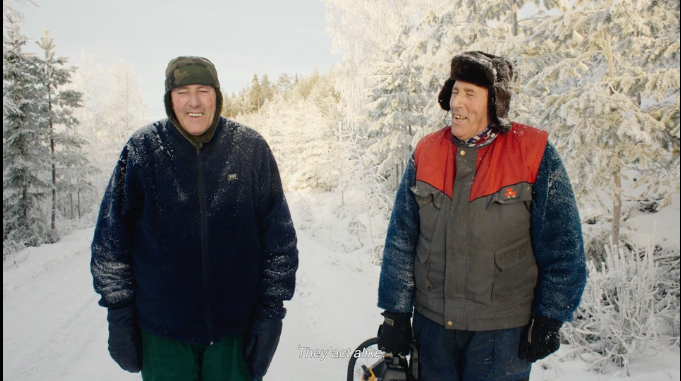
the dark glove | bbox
[244,318,283,379]
[518,315,563,362]
[377,311,412,355]
[107,305,142,373]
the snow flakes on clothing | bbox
[379,138,586,323]
[91,117,299,344]
[530,143,587,321]
[378,156,419,313]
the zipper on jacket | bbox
[196,147,213,343]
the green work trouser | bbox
[141,329,259,381]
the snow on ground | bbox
[3,228,137,381]
[626,195,681,250]
[3,192,680,380]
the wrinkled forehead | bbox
[453,80,488,93]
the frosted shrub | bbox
[561,243,680,374]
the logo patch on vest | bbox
[488,183,533,207]
[228,174,238,181]
[504,187,517,199]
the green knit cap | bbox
[165,56,220,92]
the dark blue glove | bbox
[518,315,563,362]
[107,305,142,373]
[244,319,282,379]
[377,311,412,355]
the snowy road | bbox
[3,229,138,381]
[3,224,383,381]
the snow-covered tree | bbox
[80,57,149,192]
[260,74,275,103]
[34,30,93,229]
[277,73,293,94]
[235,88,251,117]
[248,74,262,113]
[65,54,148,217]
[336,128,393,255]
[68,53,107,143]
[3,6,50,249]
[323,0,439,137]
[291,73,342,191]
[237,70,342,192]
[221,92,236,118]
[364,27,427,184]
[525,0,680,246]
[106,58,148,141]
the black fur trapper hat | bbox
[437,51,513,131]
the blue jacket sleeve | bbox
[531,142,587,322]
[255,141,299,320]
[91,143,142,309]
[378,155,420,313]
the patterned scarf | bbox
[461,125,498,147]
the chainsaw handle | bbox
[347,337,379,381]
[346,338,419,381]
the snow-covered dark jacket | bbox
[91,117,298,345]
[378,123,586,329]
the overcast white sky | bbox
[13,0,341,120]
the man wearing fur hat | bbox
[376,51,587,379]
[91,56,298,380]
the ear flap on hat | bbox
[490,57,513,131]
[164,91,176,124]
[438,79,455,111]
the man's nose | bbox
[450,93,462,109]
[187,91,201,107]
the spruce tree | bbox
[249,74,262,112]
[35,31,94,228]
[260,74,274,104]
[277,73,292,94]
[221,93,234,118]
[364,28,427,185]
[3,8,50,248]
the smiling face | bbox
[171,84,216,136]
[450,80,490,140]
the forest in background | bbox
[3,0,680,374]
[226,0,681,371]
[235,0,679,253]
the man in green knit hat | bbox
[91,56,299,380]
